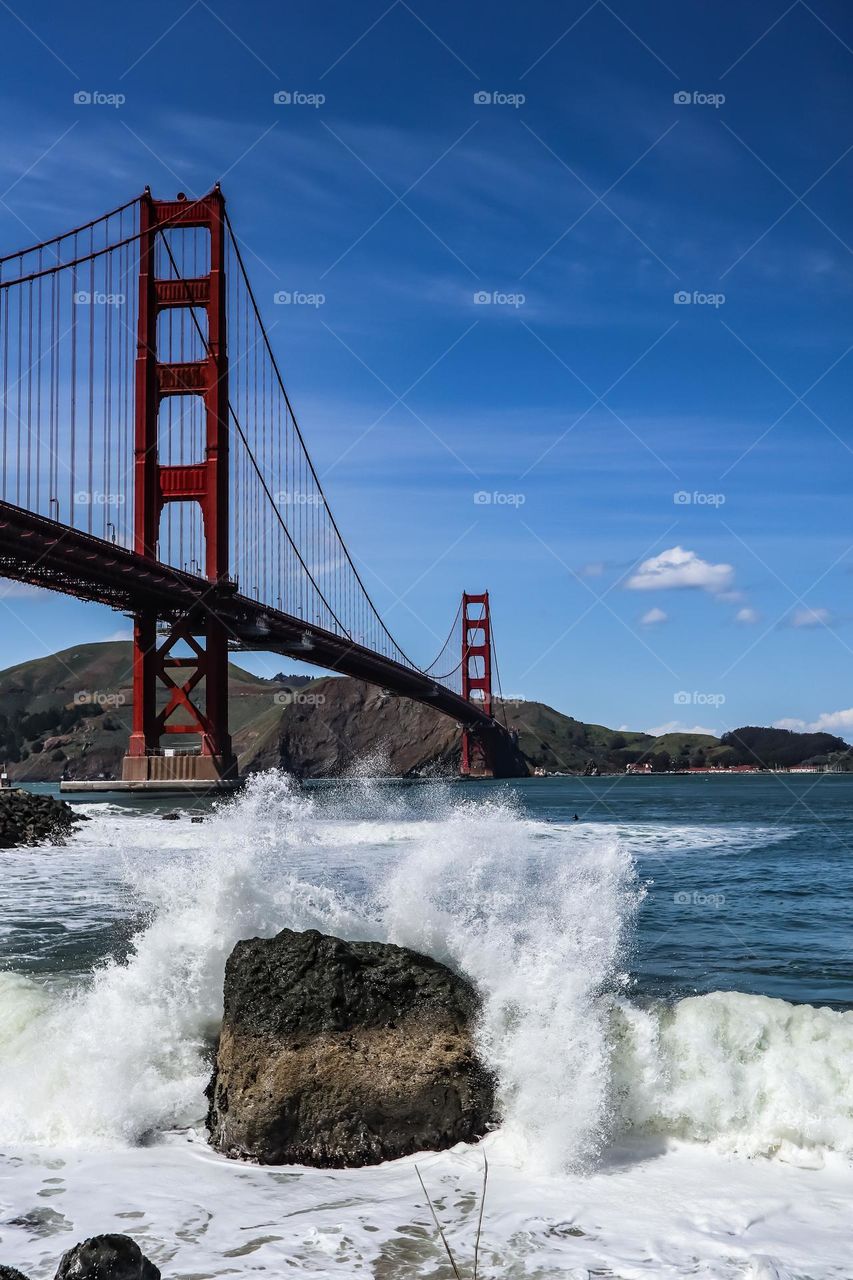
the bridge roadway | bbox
[0,500,521,769]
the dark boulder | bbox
[0,789,81,849]
[55,1235,159,1280]
[206,927,495,1167]
[0,1267,33,1279]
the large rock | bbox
[206,927,495,1167]
[0,1267,32,1279]
[55,1235,159,1279]
[0,790,81,849]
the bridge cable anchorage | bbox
[0,185,521,783]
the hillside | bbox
[0,643,846,780]
[0,643,282,782]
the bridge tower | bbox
[122,187,236,788]
[460,591,494,777]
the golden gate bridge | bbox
[0,185,523,789]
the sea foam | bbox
[0,772,850,1173]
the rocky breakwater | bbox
[0,788,81,848]
[207,927,496,1167]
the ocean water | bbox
[0,770,851,1278]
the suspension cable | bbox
[489,609,510,729]
[0,194,141,267]
[222,207,423,670]
[422,595,463,673]
[0,187,472,691]
[157,233,351,638]
[0,195,211,290]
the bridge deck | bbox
[0,499,498,736]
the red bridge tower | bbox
[122,188,236,787]
[460,591,494,777]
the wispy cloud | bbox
[789,606,832,628]
[648,720,718,737]
[774,708,853,738]
[640,606,667,626]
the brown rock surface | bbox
[206,927,495,1167]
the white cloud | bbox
[810,709,853,734]
[774,709,853,740]
[648,720,718,737]
[640,607,668,626]
[626,546,734,594]
[735,606,759,624]
[580,561,606,578]
[809,710,853,737]
[790,607,831,628]
[103,627,132,642]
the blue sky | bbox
[1,0,853,738]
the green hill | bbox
[0,642,290,781]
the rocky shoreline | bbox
[0,788,82,849]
